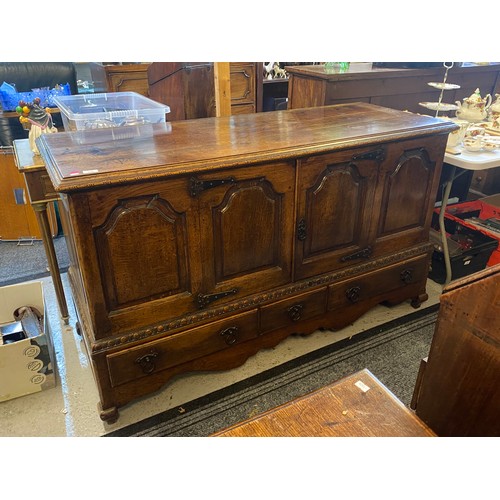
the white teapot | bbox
[455,88,492,122]
[488,93,500,121]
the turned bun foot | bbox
[99,403,119,424]
[411,292,428,309]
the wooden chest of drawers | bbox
[38,103,456,422]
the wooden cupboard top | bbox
[37,102,456,193]
[285,62,500,82]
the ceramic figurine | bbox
[16,98,57,154]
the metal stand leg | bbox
[33,203,69,324]
[439,165,456,286]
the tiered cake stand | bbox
[419,62,460,118]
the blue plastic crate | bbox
[0,81,72,111]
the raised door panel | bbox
[81,177,202,338]
[374,136,446,256]
[196,161,295,307]
[229,63,256,105]
[107,73,149,96]
[95,196,190,309]
[105,64,151,96]
[294,147,382,280]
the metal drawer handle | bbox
[220,326,239,346]
[400,269,413,284]
[287,303,304,322]
[135,351,159,374]
[346,286,361,303]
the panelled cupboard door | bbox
[294,147,382,280]
[195,161,295,307]
[373,136,446,256]
[81,176,203,338]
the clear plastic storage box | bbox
[53,91,170,131]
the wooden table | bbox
[214,369,436,437]
[13,139,69,324]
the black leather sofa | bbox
[0,62,78,146]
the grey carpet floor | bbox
[0,237,70,286]
[104,305,438,437]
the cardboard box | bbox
[0,282,56,402]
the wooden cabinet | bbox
[229,63,258,114]
[38,103,455,422]
[148,62,217,120]
[0,146,57,241]
[104,63,151,96]
[286,63,500,114]
[413,265,500,436]
[147,62,261,120]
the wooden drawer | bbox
[260,287,327,334]
[328,254,429,311]
[231,103,256,115]
[23,169,58,203]
[470,168,500,196]
[106,309,258,387]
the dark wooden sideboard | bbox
[37,103,456,422]
[286,63,500,114]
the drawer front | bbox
[328,255,429,311]
[24,169,58,202]
[231,103,256,115]
[107,310,258,387]
[260,287,327,334]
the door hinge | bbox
[340,246,373,262]
[351,148,385,162]
[189,176,236,197]
[196,288,239,309]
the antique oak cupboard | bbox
[37,103,456,422]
